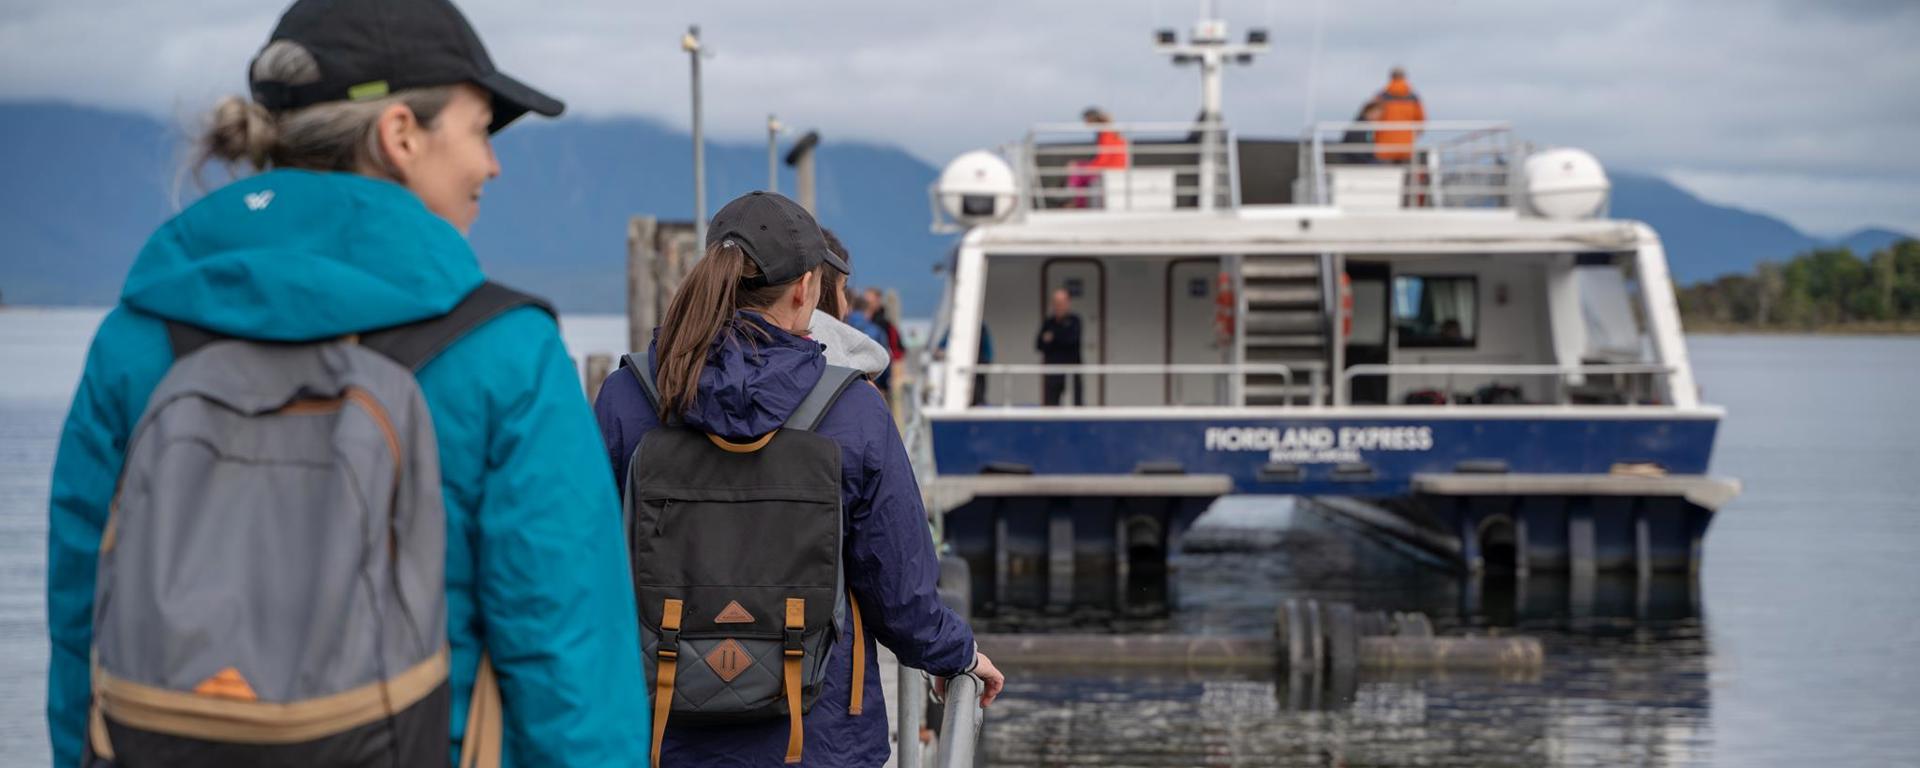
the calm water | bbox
[979,334,1920,767]
[1,309,1916,766]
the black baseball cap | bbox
[708,191,850,287]
[250,0,564,133]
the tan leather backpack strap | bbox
[848,592,866,716]
[652,598,684,767]
[783,598,806,764]
[88,699,116,760]
[460,653,502,768]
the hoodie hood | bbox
[121,170,485,340]
[811,309,891,377]
[649,312,826,441]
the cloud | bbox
[2,0,1915,234]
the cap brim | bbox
[476,70,564,133]
[821,248,850,275]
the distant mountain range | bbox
[0,101,1909,313]
[1605,172,1909,281]
[0,101,951,312]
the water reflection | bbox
[980,500,1714,766]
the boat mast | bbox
[1155,1,1268,210]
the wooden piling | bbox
[584,354,612,403]
[973,632,1543,673]
[627,216,658,356]
[1357,636,1544,671]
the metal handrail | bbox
[963,362,1315,408]
[901,367,936,492]
[1022,121,1236,211]
[1029,120,1230,132]
[1338,363,1675,407]
[1027,143,1234,158]
[1303,120,1518,210]
[896,666,927,768]
[895,669,984,768]
[967,362,1305,376]
[934,673,984,768]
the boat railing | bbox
[1337,363,1675,407]
[1302,120,1518,210]
[1019,121,1237,212]
[964,362,1314,408]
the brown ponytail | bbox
[652,240,797,420]
[817,228,853,320]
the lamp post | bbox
[784,130,821,215]
[683,25,709,246]
[767,114,782,193]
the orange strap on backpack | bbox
[848,593,866,715]
[783,598,806,763]
[460,654,503,768]
[652,599,683,766]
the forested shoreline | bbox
[1677,239,1920,333]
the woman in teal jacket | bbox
[44,0,648,765]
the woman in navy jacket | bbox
[594,192,1003,766]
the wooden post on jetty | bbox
[626,216,702,358]
[628,216,659,357]
[584,354,612,402]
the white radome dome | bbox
[1524,147,1610,220]
[936,150,1019,225]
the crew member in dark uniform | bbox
[1036,287,1085,406]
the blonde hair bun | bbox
[203,95,278,171]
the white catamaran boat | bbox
[906,13,1738,618]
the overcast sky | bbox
[3,0,1915,236]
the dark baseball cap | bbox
[708,191,850,287]
[250,0,564,133]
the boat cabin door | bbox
[1167,258,1227,405]
[1344,262,1391,405]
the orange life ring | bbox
[1214,272,1235,344]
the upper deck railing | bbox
[1303,120,1519,210]
[1018,121,1237,212]
[1004,119,1522,217]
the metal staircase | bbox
[1240,254,1330,405]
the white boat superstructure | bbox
[925,120,1703,417]
[905,10,1735,618]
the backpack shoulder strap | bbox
[163,282,555,371]
[620,353,666,415]
[164,321,224,361]
[362,281,557,372]
[785,365,864,433]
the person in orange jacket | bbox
[1370,67,1425,163]
[1067,106,1129,207]
[1082,107,1130,170]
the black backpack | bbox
[618,355,867,765]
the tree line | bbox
[1676,239,1920,331]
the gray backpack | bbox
[88,283,546,767]
[620,354,867,766]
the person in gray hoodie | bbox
[813,229,892,378]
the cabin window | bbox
[1393,275,1477,348]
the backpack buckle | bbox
[659,627,680,659]
[783,627,804,657]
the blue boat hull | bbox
[930,412,1720,497]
